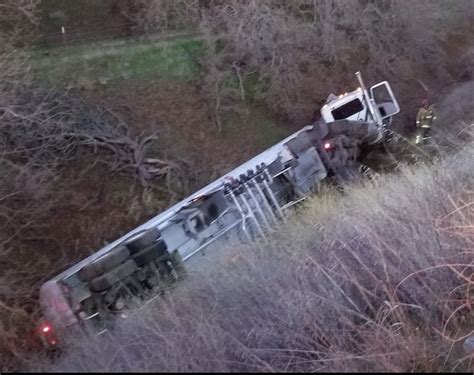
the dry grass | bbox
[29,139,473,373]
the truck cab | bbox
[321,74,400,127]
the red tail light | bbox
[324,142,332,150]
[37,320,59,347]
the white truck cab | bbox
[321,72,400,127]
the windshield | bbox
[331,99,364,120]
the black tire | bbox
[89,260,138,292]
[78,246,130,282]
[125,228,161,254]
[131,241,167,267]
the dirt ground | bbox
[84,79,292,177]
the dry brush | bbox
[35,136,474,373]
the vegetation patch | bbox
[31,35,205,84]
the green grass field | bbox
[31,34,205,83]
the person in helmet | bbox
[415,99,436,144]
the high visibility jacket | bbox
[416,106,436,128]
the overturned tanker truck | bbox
[37,72,400,347]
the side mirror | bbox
[370,81,400,119]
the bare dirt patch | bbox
[81,79,292,188]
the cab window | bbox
[331,99,364,120]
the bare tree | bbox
[127,0,470,129]
[0,0,39,42]
[130,0,455,126]
[132,0,200,33]
[196,0,450,125]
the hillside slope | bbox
[35,136,473,373]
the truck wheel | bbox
[78,246,130,282]
[125,228,161,254]
[89,260,138,292]
[131,241,167,267]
